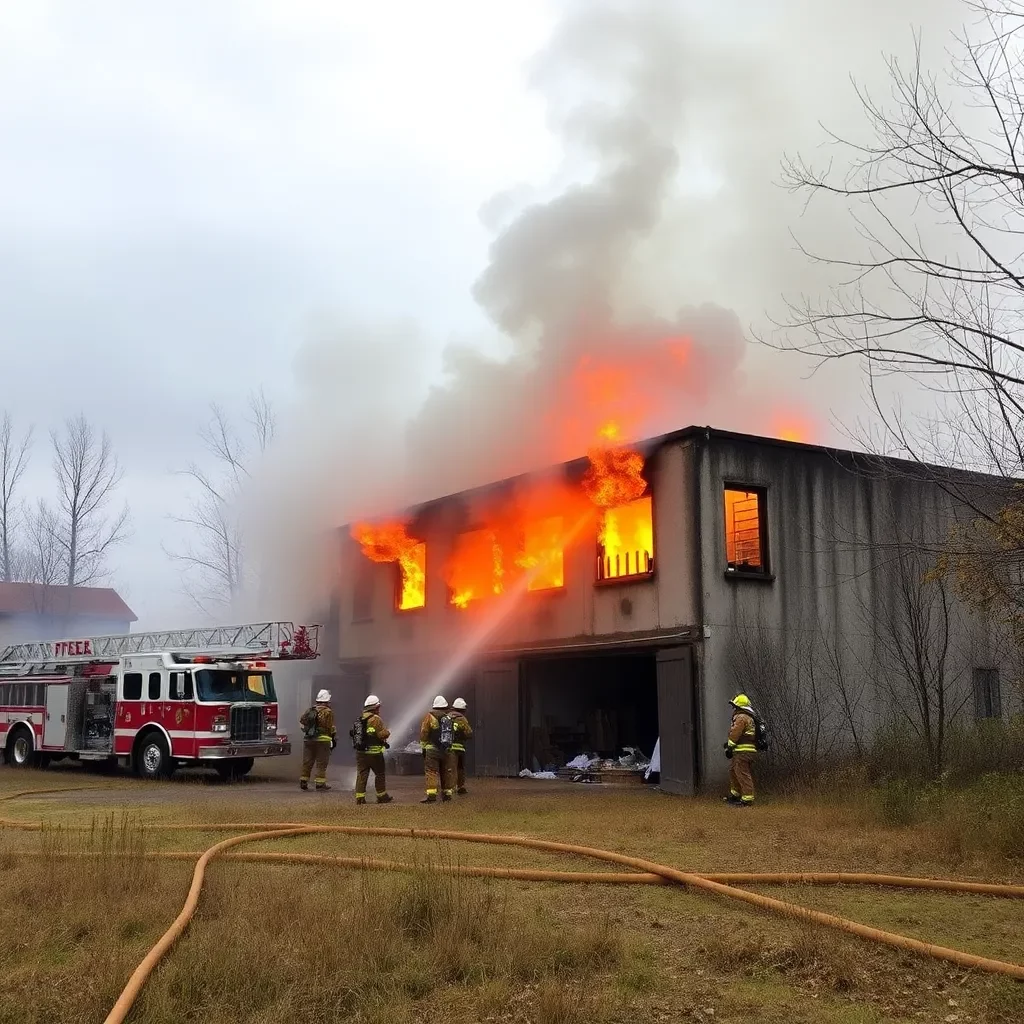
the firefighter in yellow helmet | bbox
[723,693,757,806]
[299,688,337,791]
[450,697,473,795]
[419,696,454,803]
[352,694,393,805]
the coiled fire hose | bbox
[2,787,1024,1024]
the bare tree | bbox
[50,415,130,586]
[775,0,1024,634]
[22,500,63,588]
[168,390,276,614]
[0,411,32,582]
[731,612,852,780]
[878,555,972,776]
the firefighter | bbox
[299,688,337,791]
[450,696,473,795]
[352,694,393,805]
[419,695,454,803]
[723,693,757,806]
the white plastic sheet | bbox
[645,738,661,779]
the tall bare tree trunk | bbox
[0,412,33,582]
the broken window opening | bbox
[724,487,767,574]
[973,667,1002,720]
[519,516,566,592]
[395,542,426,611]
[596,495,654,582]
[446,528,503,609]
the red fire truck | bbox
[0,621,319,780]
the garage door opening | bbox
[522,652,658,773]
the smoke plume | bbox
[247,0,966,617]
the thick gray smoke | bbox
[246,0,967,618]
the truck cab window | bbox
[148,672,161,700]
[169,671,194,701]
[122,673,143,700]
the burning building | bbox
[322,426,1017,793]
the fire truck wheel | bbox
[214,758,254,781]
[134,732,173,780]
[5,726,35,768]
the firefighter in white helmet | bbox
[351,694,393,804]
[299,688,337,791]
[419,695,455,803]
[449,697,473,795]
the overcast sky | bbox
[0,0,966,631]
[1,1,562,628]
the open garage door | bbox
[521,652,658,773]
[656,646,697,795]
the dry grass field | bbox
[1,767,1023,1024]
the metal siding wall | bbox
[656,646,696,795]
[474,662,520,776]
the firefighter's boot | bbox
[421,794,437,804]
[457,787,468,795]
[355,796,366,805]
[315,783,332,792]
[299,780,308,791]
[377,794,394,804]
[442,793,452,803]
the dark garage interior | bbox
[521,651,658,771]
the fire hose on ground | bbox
[2,787,1024,1024]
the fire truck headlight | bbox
[212,717,228,733]
[264,721,277,735]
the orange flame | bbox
[770,412,815,443]
[581,421,654,579]
[446,528,504,609]
[517,515,565,591]
[351,521,426,610]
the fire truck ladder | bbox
[0,621,320,666]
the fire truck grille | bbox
[230,706,263,743]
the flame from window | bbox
[599,496,653,579]
[517,515,565,590]
[582,422,654,579]
[445,528,504,609]
[351,521,426,610]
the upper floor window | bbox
[724,486,768,575]
[597,495,654,582]
[973,667,1002,720]
[395,542,426,611]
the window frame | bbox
[122,672,143,701]
[723,483,772,580]
[972,667,1002,720]
[594,494,657,586]
[169,671,194,701]
[392,541,427,613]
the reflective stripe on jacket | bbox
[450,711,473,753]
[420,712,444,752]
[727,712,757,754]
[360,711,390,753]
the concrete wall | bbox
[337,441,700,677]
[694,435,1018,788]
